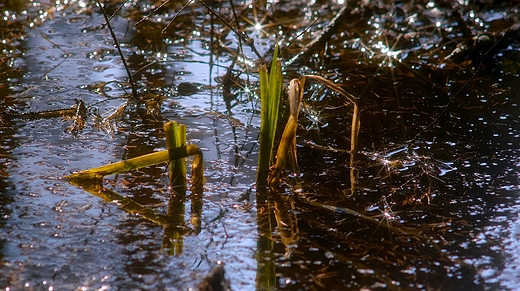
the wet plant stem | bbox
[164,121,187,198]
[65,144,201,180]
[96,0,140,103]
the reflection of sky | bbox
[499,203,520,289]
[5,1,520,290]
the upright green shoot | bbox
[257,46,283,188]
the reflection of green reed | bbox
[66,121,203,255]
[256,46,282,290]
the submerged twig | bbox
[411,23,520,145]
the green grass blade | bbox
[257,46,283,187]
[257,63,269,186]
[267,46,282,158]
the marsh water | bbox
[1,0,520,290]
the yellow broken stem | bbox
[65,121,204,256]
[65,144,201,181]
[164,121,187,192]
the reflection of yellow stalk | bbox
[69,180,172,226]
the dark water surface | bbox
[1,0,520,290]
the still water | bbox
[1,0,520,290]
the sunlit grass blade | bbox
[257,45,283,187]
[267,47,283,152]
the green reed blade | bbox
[257,46,282,187]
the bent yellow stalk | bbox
[300,75,360,192]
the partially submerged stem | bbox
[300,75,360,190]
[165,121,187,196]
[65,144,201,180]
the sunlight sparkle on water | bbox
[237,56,255,67]
[376,41,400,58]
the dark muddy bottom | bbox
[1,0,520,290]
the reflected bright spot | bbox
[254,22,262,31]
[237,56,255,67]
[374,41,400,60]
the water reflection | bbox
[1,0,520,290]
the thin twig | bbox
[96,0,140,103]
[100,0,129,29]
[161,0,193,33]
[196,0,264,62]
[284,6,348,67]
[135,0,172,26]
